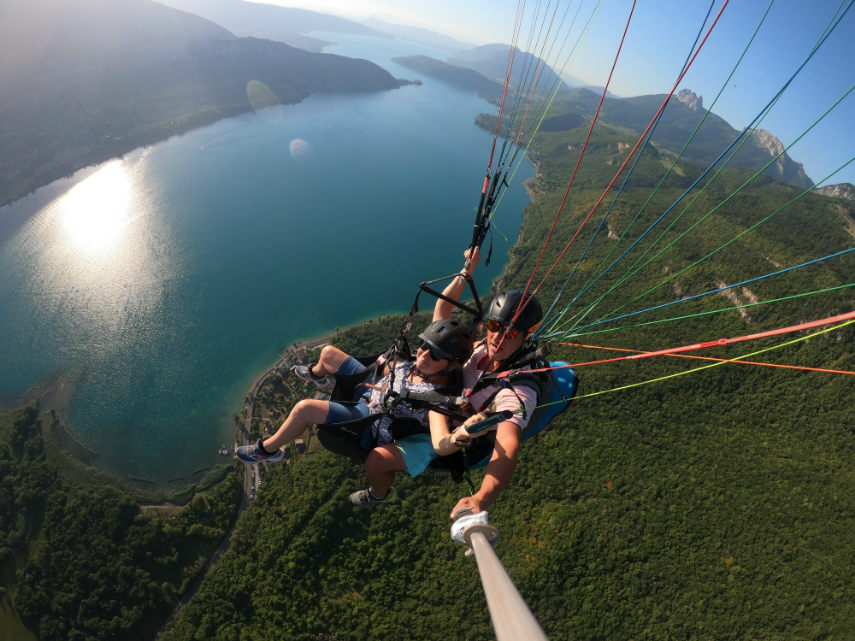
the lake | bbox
[0,33,533,483]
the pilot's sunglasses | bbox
[486,319,519,339]
[419,343,447,361]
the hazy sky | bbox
[259,0,855,187]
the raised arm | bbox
[433,246,481,321]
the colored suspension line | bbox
[564,243,855,335]
[538,0,775,337]
[483,0,567,230]
[520,0,730,320]
[547,281,855,340]
[549,147,855,338]
[570,315,855,400]
[487,0,603,229]
[480,0,630,361]
[536,0,730,335]
[521,309,855,373]
[540,0,852,338]
[500,314,855,415]
[498,0,561,164]
[491,0,526,171]
[511,0,639,324]
[532,311,855,372]
[558,342,855,377]
[576,85,855,332]
[470,0,527,251]
[499,0,589,170]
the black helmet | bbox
[486,289,542,332]
[418,318,475,364]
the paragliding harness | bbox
[427,341,579,485]
[315,353,466,463]
[316,274,484,463]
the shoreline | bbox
[244,328,339,398]
[235,328,340,445]
[489,164,543,293]
[0,104,252,210]
[6,367,101,468]
[0,327,342,487]
[3,164,540,486]
[1,78,412,211]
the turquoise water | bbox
[0,34,533,483]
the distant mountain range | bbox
[155,0,384,51]
[447,44,567,93]
[363,17,473,52]
[0,0,407,208]
[3,0,850,209]
[393,50,816,190]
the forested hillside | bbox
[3,3,853,639]
[156,117,855,640]
[0,406,243,641]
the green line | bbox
[595,150,855,331]
[550,282,855,340]
[570,317,855,400]
[588,88,855,328]
[490,0,603,220]
[561,0,775,320]
[547,2,853,336]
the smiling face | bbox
[415,344,450,376]
[485,321,526,362]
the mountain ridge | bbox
[816,182,855,200]
[394,53,814,190]
[0,0,407,208]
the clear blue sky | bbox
[261,0,855,187]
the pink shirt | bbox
[461,345,538,430]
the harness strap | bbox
[470,379,531,420]
[471,342,552,390]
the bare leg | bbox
[312,345,351,377]
[363,444,407,499]
[263,398,330,451]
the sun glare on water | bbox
[58,160,133,257]
[25,155,171,339]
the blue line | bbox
[552,246,855,335]
[540,0,854,337]
[536,0,718,337]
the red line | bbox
[557,341,855,376]
[511,4,561,152]
[622,310,855,359]
[527,1,731,303]
[487,0,526,172]
[515,0,638,324]
[509,309,855,373]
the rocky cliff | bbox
[748,127,814,190]
[816,183,855,200]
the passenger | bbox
[235,317,475,506]
[342,318,476,507]
[427,247,543,519]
